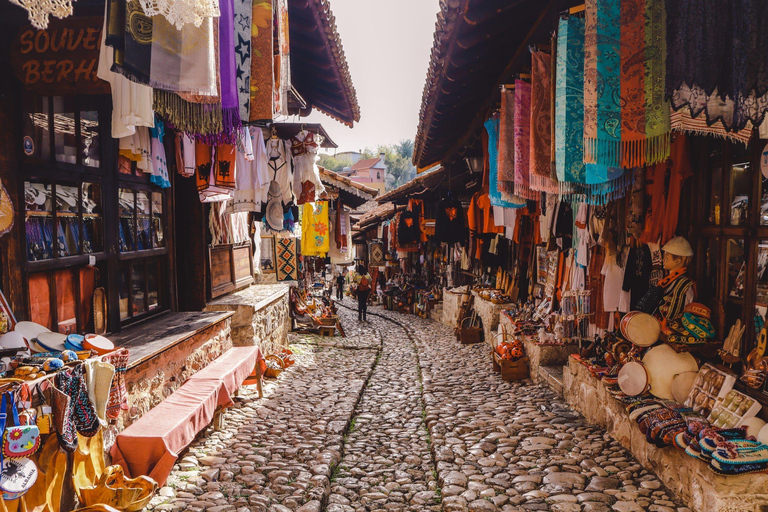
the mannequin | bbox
[635,237,695,329]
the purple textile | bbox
[218,0,241,133]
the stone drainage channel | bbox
[147,300,690,512]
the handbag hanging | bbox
[0,392,40,459]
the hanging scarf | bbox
[670,108,753,146]
[498,88,515,184]
[486,118,525,209]
[620,0,670,167]
[529,50,558,193]
[274,0,291,117]
[111,0,217,96]
[218,0,242,136]
[583,0,622,167]
[249,0,274,121]
[555,16,586,185]
[234,0,253,121]
[153,91,224,141]
[301,202,330,257]
[514,79,536,200]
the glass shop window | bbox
[118,188,165,252]
[118,258,163,322]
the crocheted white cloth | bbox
[10,0,73,29]
[139,0,220,29]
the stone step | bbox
[539,364,565,397]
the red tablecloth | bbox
[110,346,262,485]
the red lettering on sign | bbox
[22,60,39,84]
[56,60,74,82]
[34,31,49,53]
[18,30,33,54]
[73,58,96,82]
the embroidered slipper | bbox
[712,441,768,465]
[47,386,77,452]
[56,370,100,437]
[710,459,768,476]
[674,431,693,451]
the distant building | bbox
[336,151,364,165]
[338,153,387,195]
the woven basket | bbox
[264,355,285,378]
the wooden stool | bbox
[319,326,335,337]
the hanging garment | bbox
[622,243,653,311]
[485,118,525,208]
[119,127,152,173]
[175,133,196,177]
[468,191,504,235]
[435,196,467,245]
[233,127,270,213]
[514,79,536,200]
[109,0,216,96]
[301,202,330,257]
[529,51,558,193]
[398,210,421,246]
[329,211,353,264]
[137,0,219,28]
[290,131,325,204]
[554,200,573,251]
[670,107,753,145]
[601,251,626,314]
[149,118,170,188]
[196,143,234,203]
[97,10,154,139]
[218,0,241,134]
[265,138,294,206]
[214,144,237,189]
[273,0,291,116]
[234,0,252,121]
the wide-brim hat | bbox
[662,237,693,257]
[265,199,284,231]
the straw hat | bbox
[662,237,693,257]
[85,360,115,424]
[265,199,284,231]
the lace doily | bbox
[139,0,220,29]
[9,0,73,30]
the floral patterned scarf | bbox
[529,50,558,193]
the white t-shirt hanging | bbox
[601,251,625,313]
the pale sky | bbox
[295,0,441,155]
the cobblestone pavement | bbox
[147,299,690,512]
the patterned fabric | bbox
[249,0,273,121]
[670,108,753,145]
[555,16,586,184]
[514,79,536,200]
[485,118,525,209]
[218,0,241,135]
[369,241,385,267]
[234,0,252,121]
[584,0,622,167]
[101,349,129,420]
[274,0,291,116]
[275,237,298,281]
[300,202,330,257]
[529,51,557,193]
[498,89,515,183]
[55,369,100,437]
[620,0,670,167]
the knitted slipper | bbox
[47,386,77,452]
[710,459,768,476]
[712,441,768,465]
[56,370,100,437]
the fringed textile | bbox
[529,50,558,193]
[514,80,537,200]
[218,0,242,136]
[670,108,753,146]
[486,118,526,209]
[498,89,515,183]
[234,0,252,121]
[153,91,224,141]
[555,16,586,184]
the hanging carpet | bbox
[275,237,298,281]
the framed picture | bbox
[260,236,275,273]
[0,288,16,333]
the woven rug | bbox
[275,237,298,281]
[369,241,385,267]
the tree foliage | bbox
[317,154,353,173]
[320,140,417,191]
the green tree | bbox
[317,154,352,173]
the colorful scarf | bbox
[249,0,273,121]
[555,16,586,185]
[274,0,291,117]
[620,0,670,167]
[583,0,622,167]
[514,80,536,200]
[234,0,253,121]
[301,202,330,257]
[670,108,753,146]
[529,51,557,193]
[486,118,525,209]
[498,89,515,183]
[218,0,241,135]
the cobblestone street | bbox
[147,301,691,512]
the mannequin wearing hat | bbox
[636,237,696,330]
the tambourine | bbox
[620,312,661,347]
[618,361,650,396]
[83,335,114,355]
[0,457,37,500]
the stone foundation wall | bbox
[564,357,768,512]
[206,290,290,356]
[121,317,232,431]
[499,315,579,385]
[440,287,468,328]
[471,292,509,347]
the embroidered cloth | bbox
[514,79,536,200]
[529,50,557,193]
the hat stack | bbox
[665,303,715,345]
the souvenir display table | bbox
[499,313,579,386]
[564,356,768,511]
[471,290,512,348]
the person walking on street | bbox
[336,270,346,300]
[354,264,372,321]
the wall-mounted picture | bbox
[0,288,16,334]
[260,236,275,273]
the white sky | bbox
[295,0,441,155]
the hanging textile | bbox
[666,0,768,132]
[291,131,325,204]
[498,88,516,183]
[555,16,586,185]
[265,137,294,206]
[529,50,558,193]
[149,118,170,188]
[234,0,253,121]
[275,236,299,281]
[153,91,224,142]
[369,241,385,267]
[218,0,242,135]
[670,107,753,146]
[233,127,270,213]
[175,133,196,177]
[435,196,467,245]
[196,143,235,202]
[110,0,217,96]
[329,211,353,264]
[485,118,525,208]
[273,0,291,117]
[139,0,218,28]
[514,79,536,200]
[583,0,621,167]
[249,0,274,121]
[300,202,330,257]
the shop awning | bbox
[413,0,582,170]
[319,167,378,209]
[375,166,446,204]
[288,0,361,127]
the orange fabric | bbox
[468,192,504,235]
[111,347,263,486]
[195,144,213,192]
[214,144,237,189]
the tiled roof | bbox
[350,158,381,171]
[318,167,379,208]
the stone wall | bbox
[121,317,232,431]
[205,286,291,356]
[564,357,768,512]
[471,292,509,347]
[440,287,468,328]
[499,315,578,385]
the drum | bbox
[35,332,67,352]
[620,312,661,347]
[642,344,699,400]
[0,457,37,500]
[84,334,114,355]
[13,322,50,344]
[0,332,28,351]
[671,371,699,404]
[618,361,650,396]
